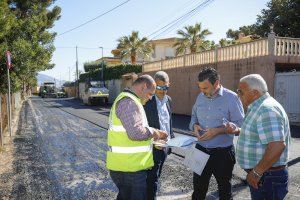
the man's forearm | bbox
[254,141,286,174]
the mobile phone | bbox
[198,130,206,135]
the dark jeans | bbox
[110,170,148,200]
[192,144,236,200]
[146,147,167,200]
[249,169,288,200]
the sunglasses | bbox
[156,85,169,91]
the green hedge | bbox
[83,60,107,72]
[79,64,142,82]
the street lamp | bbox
[76,46,79,98]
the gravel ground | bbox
[0,101,58,199]
[0,99,118,199]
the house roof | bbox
[150,37,181,45]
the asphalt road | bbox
[1,97,299,200]
[42,97,300,199]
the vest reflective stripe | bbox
[109,125,126,132]
[111,145,152,153]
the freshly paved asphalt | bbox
[43,97,300,199]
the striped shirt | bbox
[236,93,291,169]
[116,90,152,141]
[155,95,171,139]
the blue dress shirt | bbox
[189,86,244,148]
[155,95,171,139]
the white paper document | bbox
[167,135,197,148]
[183,144,210,176]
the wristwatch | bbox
[251,169,262,179]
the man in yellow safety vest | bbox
[106,75,168,200]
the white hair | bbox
[154,71,169,83]
[240,74,268,94]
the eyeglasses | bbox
[236,89,243,96]
[156,85,169,91]
[237,88,256,96]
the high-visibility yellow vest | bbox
[106,92,154,172]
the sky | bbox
[41,0,270,81]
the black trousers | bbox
[146,148,167,200]
[192,144,236,200]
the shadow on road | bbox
[39,97,300,139]
[44,98,111,116]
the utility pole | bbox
[6,51,12,137]
[76,46,79,98]
[69,66,71,82]
[99,47,104,86]
[0,95,2,147]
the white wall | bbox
[153,45,176,61]
[275,72,300,122]
[14,92,22,110]
[79,82,86,100]
[107,79,122,103]
[165,47,175,58]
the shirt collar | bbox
[217,85,224,96]
[123,87,140,99]
[155,95,167,104]
[247,92,270,112]
[201,85,224,99]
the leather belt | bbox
[268,165,287,171]
[196,143,233,153]
[244,165,286,173]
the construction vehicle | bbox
[39,82,56,98]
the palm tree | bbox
[219,38,237,47]
[173,22,212,55]
[116,31,153,64]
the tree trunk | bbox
[131,54,136,65]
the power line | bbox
[56,46,113,50]
[147,0,215,40]
[147,0,208,38]
[144,0,199,34]
[151,0,214,40]
[57,0,131,37]
[78,46,113,50]
[55,46,75,49]
[149,0,214,39]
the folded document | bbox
[167,135,197,148]
[183,144,210,176]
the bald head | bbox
[132,74,156,104]
[133,74,156,90]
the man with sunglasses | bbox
[144,71,175,200]
[233,74,290,200]
[189,67,244,200]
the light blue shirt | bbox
[155,95,171,139]
[189,86,244,148]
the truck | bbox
[82,81,109,105]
